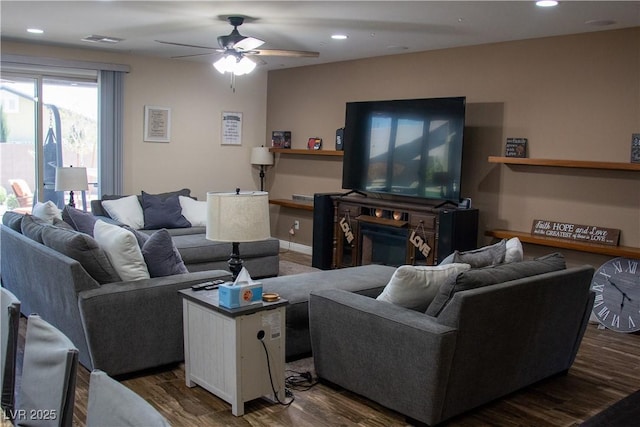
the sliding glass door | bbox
[0,72,98,213]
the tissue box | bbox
[218,282,263,309]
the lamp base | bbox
[228,242,243,281]
[68,190,76,208]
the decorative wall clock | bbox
[591,257,640,333]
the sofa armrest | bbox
[309,289,457,425]
[77,270,231,376]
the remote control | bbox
[191,282,213,291]
[191,279,226,291]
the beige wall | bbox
[4,28,639,267]
[1,41,269,201]
[266,28,640,266]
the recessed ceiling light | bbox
[331,34,348,40]
[27,28,44,34]
[536,1,558,7]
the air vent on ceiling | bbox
[81,35,124,44]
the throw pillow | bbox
[31,201,62,224]
[41,226,121,285]
[505,237,524,263]
[178,195,207,227]
[123,225,150,248]
[93,220,150,281]
[20,214,51,243]
[376,263,471,312]
[426,252,566,317]
[141,191,191,230]
[62,205,98,235]
[2,211,24,232]
[141,229,189,277]
[452,239,507,268]
[101,195,144,229]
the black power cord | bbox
[285,369,318,391]
[259,337,295,407]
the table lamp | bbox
[55,166,88,208]
[206,189,271,280]
[250,146,274,191]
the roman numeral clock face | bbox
[591,257,640,333]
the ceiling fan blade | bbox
[171,52,216,59]
[234,36,265,52]
[155,40,216,50]
[249,49,320,58]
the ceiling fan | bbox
[156,16,320,71]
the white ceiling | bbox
[1,1,639,71]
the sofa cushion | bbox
[93,220,150,281]
[101,195,144,229]
[141,191,191,230]
[21,214,52,243]
[40,225,121,284]
[141,229,189,277]
[31,201,62,224]
[179,196,207,227]
[62,205,98,235]
[426,252,566,317]
[376,263,471,311]
[2,211,24,232]
[453,238,506,267]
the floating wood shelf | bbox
[270,148,344,157]
[269,198,314,211]
[488,156,640,171]
[486,229,640,258]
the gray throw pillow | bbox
[20,214,51,243]
[426,252,566,317]
[141,229,189,277]
[451,239,507,268]
[41,226,121,285]
[62,205,97,235]
[2,211,24,232]
[141,191,191,230]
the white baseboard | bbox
[278,240,312,256]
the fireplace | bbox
[360,222,408,267]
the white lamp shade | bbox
[206,191,271,242]
[54,167,88,191]
[250,147,274,166]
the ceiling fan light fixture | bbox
[234,57,257,75]
[213,54,256,75]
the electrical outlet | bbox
[294,220,300,230]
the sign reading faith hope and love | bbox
[531,219,620,246]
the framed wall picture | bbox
[144,106,171,142]
[222,111,243,145]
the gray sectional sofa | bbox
[90,190,279,278]
[309,256,596,426]
[1,212,233,375]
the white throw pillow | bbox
[505,237,524,263]
[93,220,150,281]
[179,196,207,227]
[101,195,144,229]
[376,263,471,312]
[31,201,62,224]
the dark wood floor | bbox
[5,252,640,426]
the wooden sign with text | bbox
[531,219,620,246]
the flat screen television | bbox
[342,96,466,202]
